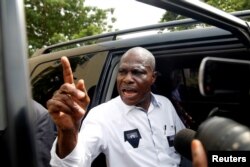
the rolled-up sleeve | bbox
[50,136,91,167]
[50,109,106,167]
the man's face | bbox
[116,54,156,108]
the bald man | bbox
[48,47,186,167]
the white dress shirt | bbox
[51,93,186,167]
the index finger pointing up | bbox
[61,56,74,84]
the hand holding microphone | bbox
[174,116,250,167]
[173,128,207,166]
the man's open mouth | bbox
[122,88,138,98]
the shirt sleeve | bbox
[170,103,186,131]
[50,108,107,167]
[50,137,92,167]
[33,100,57,167]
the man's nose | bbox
[124,73,134,83]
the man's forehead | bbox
[119,61,149,69]
[119,52,153,70]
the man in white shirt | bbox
[47,47,186,167]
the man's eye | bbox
[132,70,144,75]
[118,70,126,75]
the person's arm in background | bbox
[33,100,57,167]
[47,56,90,158]
[191,139,208,167]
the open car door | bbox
[137,0,250,48]
[0,0,37,166]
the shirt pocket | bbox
[155,127,173,146]
[166,130,175,148]
[165,129,179,156]
[123,137,148,150]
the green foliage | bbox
[205,0,250,12]
[25,0,116,56]
[160,12,196,31]
[160,0,250,32]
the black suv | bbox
[1,0,250,166]
[29,1,250,129]
[28,1,250,165]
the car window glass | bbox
[183,68,200,100]
[106,63,119,101]
[31,52,108,107]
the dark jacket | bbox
[33,100,57,167]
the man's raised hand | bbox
[47,56,90,132]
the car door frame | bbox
[0,0,37,166]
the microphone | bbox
[174,117,250,162]
[174,128,195,161]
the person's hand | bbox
[47,56,90,131]
[191,139,208,167]
[47,56,90,157]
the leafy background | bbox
[25,0,250,57]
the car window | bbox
[31,52,108,107]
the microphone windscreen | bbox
[174,128,196,160]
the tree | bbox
[205,0,250,12]
[160,0,250,31]
[159,11,192,31]
[25,0,116,56]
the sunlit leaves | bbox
[160,0,250,32]
[25,0,116,56]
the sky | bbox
[84,0,166,31]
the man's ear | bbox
[152,71,158,83]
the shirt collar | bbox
[151,93,161,108]
[119,93,161,114]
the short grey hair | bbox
[121,47,156,71]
